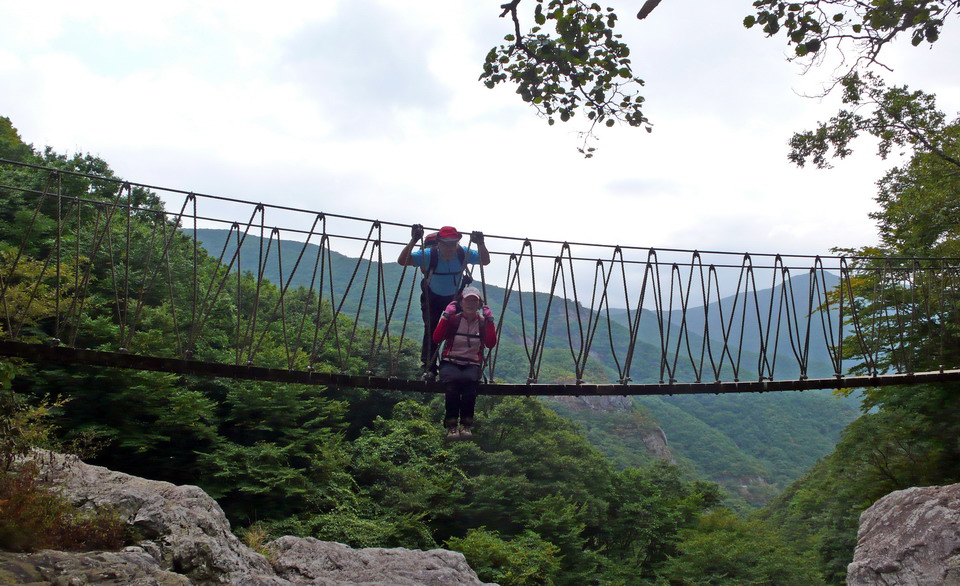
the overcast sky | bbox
[3,0,959,267]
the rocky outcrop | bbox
[7,451,493,585]
[847,483,960,585]
[638,424,672,461]
[549,395,674,461]
[37,451,276,584]
[550,395,634,412]
[0,548,191,585]
[269,536,489,585]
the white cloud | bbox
[279,0,453,138]
[1,0,957,274]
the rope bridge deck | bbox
[2,158,959,395]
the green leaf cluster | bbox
[745,0,953,63]
[788,72,957,171]
[658,508,822,584]
[480,0,650,156]
[446,528,561,585]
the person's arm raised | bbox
[398,224,424,265]
[471,231,491,266]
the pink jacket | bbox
[432,313,497,365]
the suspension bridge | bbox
[2,158,959,396]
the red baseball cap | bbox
[438,226,461,241]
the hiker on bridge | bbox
[398,225,490,381]
[432,286,497,440]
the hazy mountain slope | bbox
[606,272,843,382]
[638,389,858,487]
[666,271,844,379]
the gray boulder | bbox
[268,536,491,585]
[36,451,276,584]
[847,483,960,585]
[0,548,191,585]
[11,451,493,585]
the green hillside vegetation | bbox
[638,392,859,505]
[1,117,824,583]
[752,81,960,582]
[546,400,666,471]
[191,227,860,505]
[549,390,858,511]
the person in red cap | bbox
[432,286,497,440]
[398,225,490,381]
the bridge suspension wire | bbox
[2,158,960,395]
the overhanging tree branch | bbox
[636,0,664,20]
[482,0,651,156]
[745,0,959,81]
[789,73,960,171]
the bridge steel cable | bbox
[2,158,960,395]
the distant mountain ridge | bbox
[606,270,845,381]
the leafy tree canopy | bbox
[745,0,957,69]
[483,1,958,154]
[483,0,651,157]
[0,117,33,162]
[658,508,824,584]
[759,101,960,581]
[788,72,960,171]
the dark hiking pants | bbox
[420,289,454,375]
[440,361,480,427]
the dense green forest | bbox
[4,98,960,584]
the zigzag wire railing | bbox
[1,158,960,395]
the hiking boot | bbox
[458,425,473,440]
[445,426,460,441]
[421,371,437,383]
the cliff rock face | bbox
[551,395,634,412]
[847,483,960,585]
[2,452,493,585]
[0,549,193,585]
[549,395,674,461]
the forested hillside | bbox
[745,81,960,581]
[1,117,825,583]
[192,227,860,505]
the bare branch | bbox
[637,0,664,20]
[499,0,521,18]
